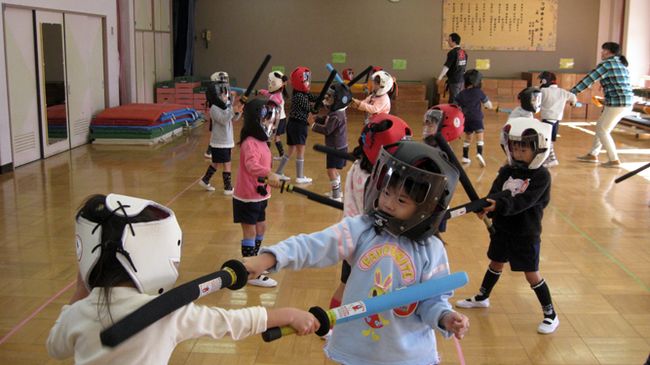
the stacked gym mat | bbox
[90,103,202,144]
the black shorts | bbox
[275,118,287,135]
[286,118,308,145]
[232,198,268,225]
[487,232,540,272]
[542,119,559,142]
[464,119,484,133]
[340,260,351,284]
[210,147,231,163]
[326,147,348,169]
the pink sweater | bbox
[233,137,272,202]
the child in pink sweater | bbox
[232,98,281,287]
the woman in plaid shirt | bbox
[572,42,633,168]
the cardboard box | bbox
[483,79,498,89]
[571,106,587,119]
[557,73,576,89]
[587,104,602,120]
[512,80,528,90]
[497,88,513,96]
[497,79,513,88]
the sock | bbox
[241,238,256,257]
[254,234,264,255]
[532,279,556,319]
[222,171,232,191]
[202,165,216,184]
[276,155,290,175]
[275,141,284,156]
[477,140,484,155]
[463,142,470,159]
[329,298,341,309]
[476,267,501,300]
[296,159,304,178]
[330,178,341,199]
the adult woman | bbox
[572,42,633,167]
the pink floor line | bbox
[0,280,75,345]
[453,336,466,365]
[0,180,200,345]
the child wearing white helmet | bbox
[259,71,289,160]
[199,71,242,194]
[351,69,393,124]
[456,117,560,335]
[46,193,318,363]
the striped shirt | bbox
[570,56,633,107]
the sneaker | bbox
[223,188,233,196]
[325,191,344,199]
[476,154,486,167]
[248,274,277,287]
[537,316,560,334]
[577,154,598,163]
[278,174,291,181]
[601,160,621,168]
[198,180,215,192]
[273,155,284,161]
[455,296,490,308]
[462,157,471,165]
[295,176,313,184]
[203,152,211,159]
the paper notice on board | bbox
[559,58,575,69]
[392,59,407,70]
[332,53,346,64]
[476,59,490,70]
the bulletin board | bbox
[442,0,558,51]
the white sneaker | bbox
[325,191,343,199]
[476,154,486,167]
[295,176,313,184]
[462,157,471,165]
[273,155,284,161]
[198,180,215,191]
[278,174,291,181]
[203,152,211,159]
[248,274,277,287]
[223,188,233,196]
[455,296,490,308]
[537,316,559,334]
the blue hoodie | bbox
[260,215,454,365]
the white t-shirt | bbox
[540,85,577,121]
[47,287,267,365]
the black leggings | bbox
[340,260,351,283]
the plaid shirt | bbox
[570,56,633,107]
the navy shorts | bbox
[275,118,287,135]
[232,198,268,225]
[210,147,231,163]
[542,119,559,142]
[487,232,540,272]
[464,119,484,133]
[286,118,308,145]
[326,147,348,169]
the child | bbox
[245,140,470,365]
[454,69,492,167]
[232,98,282,287]
[199,71,242,194]
[351,70,393,124]
[456,117,560,334]
[423,104,464,146]
[46,193,318,363]
[204,71,228,159]
[309,83,351,201]
[538,71,578,167]
[329,113,413,311]
[259,71,289,160]
[275,66,317,184]
[510,87,542,119]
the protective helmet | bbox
[428,104,465,142]
[463,69,482,88]
[210,71,229,83]
[268,71,287,93]
[362,113,413,165]
[325,83,353,111]
[243,97,279,139]
[342,68,354,81]
[76,194,182,295]
[500,117,552,169]
[538,71,556,88]
[518,87,542,113]
[364,141,459,240]
[371,70,394,96]
[290,66,311,93]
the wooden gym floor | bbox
[0,104,648,364]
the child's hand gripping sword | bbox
[262,272,469,342]
[100,260,248,348]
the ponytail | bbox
[618,55,629,67]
